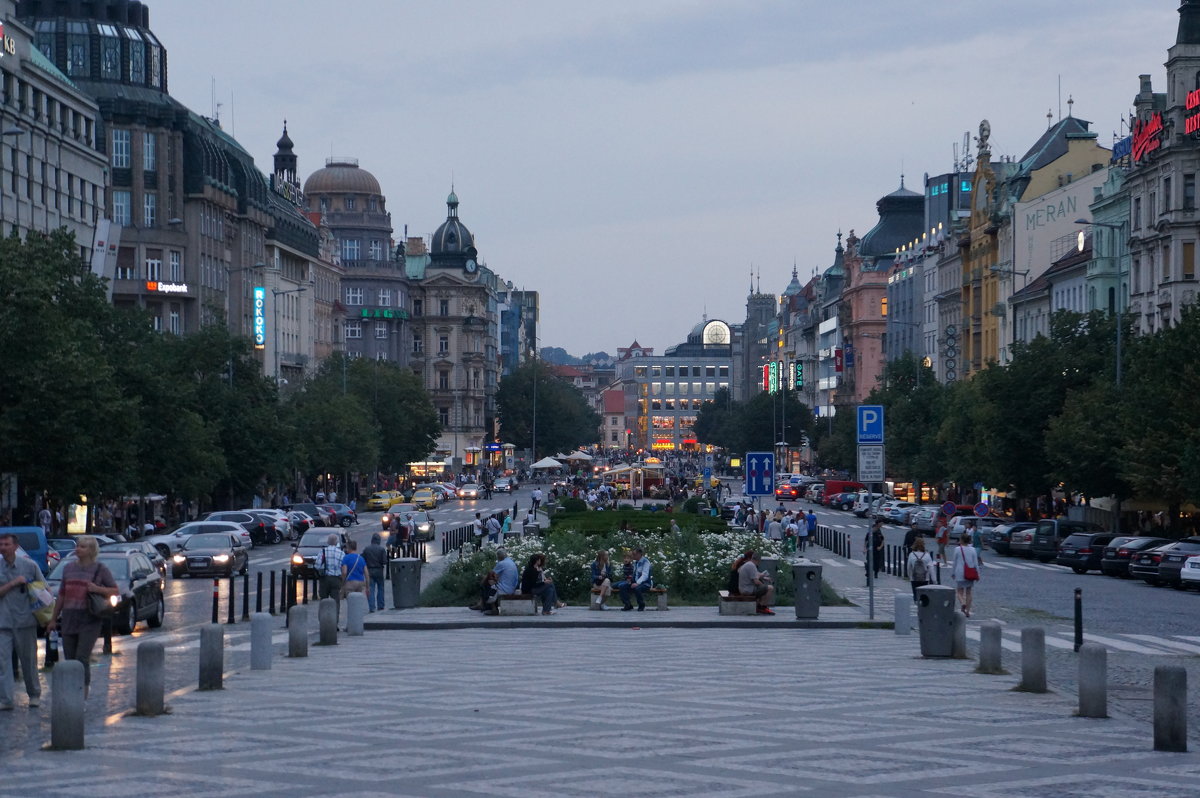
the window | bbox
[129,38,145,84]
[369,240,383,260]
[67,30,89,76]
[1150,192,1157,219]
[650,383,661,396]
[651,367,662,377]
[693,366,703,377]
[611,431,618,443]
[719,366,729,377]
[634,367,646,377]
[664,367,674,377]
[143,133,156,171]
[319,197,328,212]
[1164,177,1172,211]
[341,239,360,261]
[881,296,889,316]
[1132,258,1141,293]
[375,323,388,339]
[345,321,362,339]
[438,371,450,390]
[438,335,449,353]
[412,299,423,317]
[111,129,131,168]
[344,196,356,211]
[151,313,162,333]
[100,31,121,79]
[706,366,715,377]
[651,399,662,410]
[691,382,702,394]
[1187,174,1197,210]
[610,417,618,427]
[345,287,364,306]
[378,288,391,306]
[438,408,449,427]
[439,299,450,316]
[1133,197,1142,230]
[1164,243,1171,280]
[412,334,423,353]
[169,308,181,335]
[169,251,182,281]
[112,190,131,225]
[1185,242,1196,280]
[145,257,161,281]
[143,193,156,227]
[368,198,378,212]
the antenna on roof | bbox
[1057,74,1062,122]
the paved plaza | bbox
[2,621,1195,797]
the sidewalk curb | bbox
[363,618,894,631]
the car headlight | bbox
[109,594,120,607]
[381,514,390,524]
[172,554,185,563]
[291,553,304,565]
[418,523,431,532]
[213,554,230,563]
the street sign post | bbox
[856,405,885,444]
[941,501,957,516]
[974,502,990,518]
[857,445,885,483]
[745,451,775,496]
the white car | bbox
[245,508,293,541]
[852,492,889,518]
[145,521,252,557]
[1180,554,1200,589]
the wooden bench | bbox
[718,589,758,616]
[589,585,669,611]
[497,593,536,616]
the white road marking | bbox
[818,559,847,568]
[1081,632,1178,656]
[965,628,1021,652]
[1123,634,1200,656]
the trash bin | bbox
[916,585,956,657]
[390,557,422,610]
[522,523,539,537]
[792,560,822,619]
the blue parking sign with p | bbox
[857,405,884,444]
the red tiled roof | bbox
[602,390,625,414]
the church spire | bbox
[273,120,297,185]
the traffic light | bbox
[794,361,804,388]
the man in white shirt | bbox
[738,552,776,615]
[618,548,653,611]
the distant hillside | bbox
[540,347,614,366]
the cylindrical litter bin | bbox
[390,557,422,610]
[522,523,539,537]
[792,560,822,619]
[916,585,956,657]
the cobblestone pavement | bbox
[1,624,1195,797]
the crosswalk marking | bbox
[817,558,847,568]
[965,628,1022,652]
[964,626,1198,657]
[1081,632,1188,656]
[1124,634,1200,656]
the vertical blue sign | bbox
[253,286,266,350]
[744,451,775,496]
[856,405,884,444]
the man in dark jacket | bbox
[362,533,388,612]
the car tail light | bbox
[1117,549,1130,557]
[1152,554,1162,563]
[1078,548,1091,555]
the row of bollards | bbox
[50,593,368,750]
[906,588,1188,753]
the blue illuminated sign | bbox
[253,287,266,350]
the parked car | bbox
[808,485,825,505]
[774,483,801,501]
[366,492,396,511]
[909,506,939,534]
[1009,524,1038,557]
[171,532,249,578]
[1180,554,1200,590]
[291,529,347,577]
[1100,536,1171,577]
[852,492,888,518]
[0,526,50,574]
[46,548,165,635]
[827,492,857,511]
[881,501,918,524]
[380,509,436,542]
[947,516,1006,544]
[1030,519,1106,563]
[721,496,750,521]
[1156,537,1200,588]
[288,502,334,527]
[494,477,516,493]
[248,508,294,541]
[457,484,482,500]
[1054,532,1118,573]
[46,536,81,570]
[1130,546,1171,585]
[820,480,866,503]
[245,510,288,544]
[145,521,249,558]
[989,522,1037,556]
[287,511,316,537]
[320,503,358,528]
[108,540,169,577]
[201,511,266,547]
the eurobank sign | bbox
[253,287,266,350]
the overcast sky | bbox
[153,1,1176,355]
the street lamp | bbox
[2,126,29,236]
[272,286,307,384]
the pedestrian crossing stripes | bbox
[964,625,1200,657]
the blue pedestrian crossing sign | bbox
[745,452,774,496]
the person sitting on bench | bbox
[738,551,776,615]
[618,547,652,611]
[473,548,518,615]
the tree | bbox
[693,388,738,450]
[498,362,600,458]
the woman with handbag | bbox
[589,550,612,609]
[952,532,981,618]
[46,536,117,697]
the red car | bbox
[774,484,800,501]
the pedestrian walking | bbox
[952,533,981,617]
[906,536,935,602]
[340,539,368,625]
[0,532,44,710]
[934,514,950,563]
[45,536,117,698]
[315,534,345,624]
[803,509,816,553]
[361,533,388,612]
[864,520,885,584]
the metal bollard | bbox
[241,571,250,621]
[1019,627,1047,693]
[1074,588,1083,652]
[226,576,236,625]
[281,568,290,610]
[268,570,276,615]
[1153,665,1188,752]
[1078,643,1107,719]
[951,611,968,659]
[287,605,308,658]
[135,640,165,716]
[302,575,309,604]
[101,617,113,655]
[346,592,367,636]
[893,594,912,636]
[50,659,86,750]
[317,597,338,646]
[210,578,219,624]
[256,571,264,614]
[250,612,273,671]
[977,621,1003,674]
[198,625,224,691]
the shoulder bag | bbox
[959,546,980,581]
[87,564,116,618]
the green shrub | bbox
[681,497,702,514]
[548,509,727,535]
[558,497,588,513]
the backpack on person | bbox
[911,553,929,583]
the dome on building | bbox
[431,191,475,255]
[302,157,382,196]
[856,179,924,258]
[783,265,803,297]
[276,125,294,153]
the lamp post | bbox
[1076,218,1128,534]
[2,126,28,236]
[272,286,307,384]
